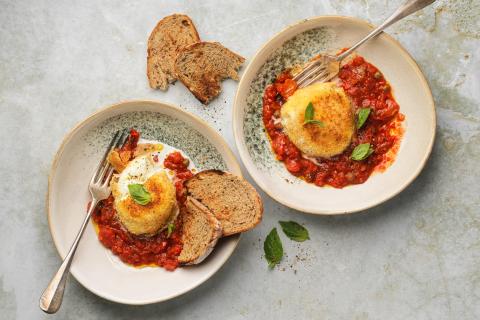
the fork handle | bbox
[39,199,98,314]
[336,0,436,61]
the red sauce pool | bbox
[262,56,404,188]
[92,130,193,271]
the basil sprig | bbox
[128,183,152,205]
[303,102,325,127]
[351,143,374,161]
[357,108,371,129]
[279,221,310,242]
[167,223,175,238]
[264,228,283,269]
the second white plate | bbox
[48,100,241,304]
[233,16,436,214]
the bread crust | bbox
[147,14,200,90]
[174,42,245,104]
[185,170,263,236]
[178,197,222,265]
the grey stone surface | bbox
[0,0,479,319]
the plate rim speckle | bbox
[47,100,242,305]
[233,15,436,215]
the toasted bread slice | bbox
[174,42,245,104]
[178,197,222,265]
[185,170,263,236]
[147,14,200,90]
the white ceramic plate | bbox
[233,16,436,215]
[48,100,241,304]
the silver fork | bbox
[293,0,436,88]
[39,129,129,314]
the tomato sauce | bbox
[92,130,193,271]
[262,56,404,188]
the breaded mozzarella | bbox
[281,82,354,158]
[110,155,177,235]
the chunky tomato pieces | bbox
[92,150,194,271]
[164,151,193,204]
[339,56,400,122]
[93,196,182,271]
[262,56,403,188]
[121,128,140,152]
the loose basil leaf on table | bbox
[279,221,310,242]
[264,228,283,269]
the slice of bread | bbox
[147,14,200,90]
[178,197,222,265]
[185,170,263,236]
[174,42,245,104]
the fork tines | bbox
[293,58,330,88]
[293,59,322,81]
[91,129,129,184]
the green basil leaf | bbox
[351,143,374,161]
[279,221,310,242]
[128,183,152,205]
[357,108,371,129]
[304,102,314,122]
[304,119,325,127]
[264,228,283,269]
[167,223,175,238]
[303,102,325,127]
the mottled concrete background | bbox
[1,0,479,319]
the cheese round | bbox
[280,82,354,158]
[110,155,177,236]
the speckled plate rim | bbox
[233,15,436,215]
[46,100,242,305]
